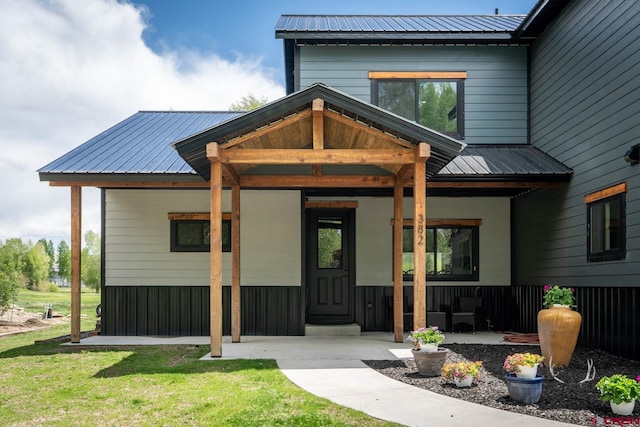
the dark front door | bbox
[306,208,355,325]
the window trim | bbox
[370,72,466,139]
[586,185,626,262]
[168,212,232,253]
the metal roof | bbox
[38,111,242,178]
[275,14,527,40]
[437,145,573,180]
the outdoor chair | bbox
[451,296,482,333]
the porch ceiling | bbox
[173,83,465,185]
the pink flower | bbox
[637,375,640,382]
[570,288,575,292]
[543,285,551,292]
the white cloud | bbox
[0,0,285,245]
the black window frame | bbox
[587,193,626,262]
[170,219,231,252]
[371,78,465,139]
[399,225,479,282]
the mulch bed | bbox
[365,344,640,426]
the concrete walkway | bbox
[73,332,579,427]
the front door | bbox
[306,208,355,324]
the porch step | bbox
[304,323,361,336]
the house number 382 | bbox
[417,214,425,246]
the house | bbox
[39,0,640,361]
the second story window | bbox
[370,71,466,139]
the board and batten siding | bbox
[515,0,640,287]
[104,189,302,287]
[307,196,511,287]
[298,45,528,145]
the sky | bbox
[0,0,536,246]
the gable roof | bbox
[172,83,466,181]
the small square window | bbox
[587,194,625,262]
[170,220,231,252]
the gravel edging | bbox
[364,344,640,426]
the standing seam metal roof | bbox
[38,111,243,175]
[275,15,527,36]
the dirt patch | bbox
[0,306,68,337]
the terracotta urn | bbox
[537,305,581,367]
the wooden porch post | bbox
[231,184,241,343]
[70,186,82,343]
[393,178,404,342]
[209,146,223,357]
[413,143,429,330]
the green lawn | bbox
[0,292,398,426]
[16,287,101,317]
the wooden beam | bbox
[46,179,567,190]
[223,148,415,165]
[395,164,414,186]
[426,181,565,189]
[304,201,359,209]
[584,182,627,204]
[231,185,241,343]
[391,218,482,227]
[312,98,324,176]
[324,110,414,149]
[168,212,232,221]
[220,110,312,149]
[70,186,82,343]
[413,155,427,330]
[210,160,223,357]
[49,181,211,188]
[239,175,396,188]
[393,179,404,343]
[368,71,468,79]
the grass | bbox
[0,292,398,426]
[15,287,101,317]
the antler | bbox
[579,359,596,384]
[548,356,565,384]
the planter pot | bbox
[412,348,448,377]
[454,374,474,388]
[537,305,582,367]
[419,343,439,353]
[515,364,538,379]
[610,399,636,416]
[505,374,543,404]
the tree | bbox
[23,242,50,290]
[81,231,101,293]
[0,238,24,314]
[57,240,70,284]
[38,238,55,278]
[229,93,269,111]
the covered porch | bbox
[172,83,465,356]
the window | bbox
[170,219,231,252]
[587,186,626,262]
[370,72,465,139]
[401,225,479,281]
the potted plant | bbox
[407,326,447,377]
[407,326,444,352]
[442,361,482,387]
[595,374,640,415]
[537,285,582,367]
[503,353,544,379]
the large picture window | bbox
[587,189,625,262]
[401,225,479,281]
[370,72,465,139]
[170,219,231,252]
